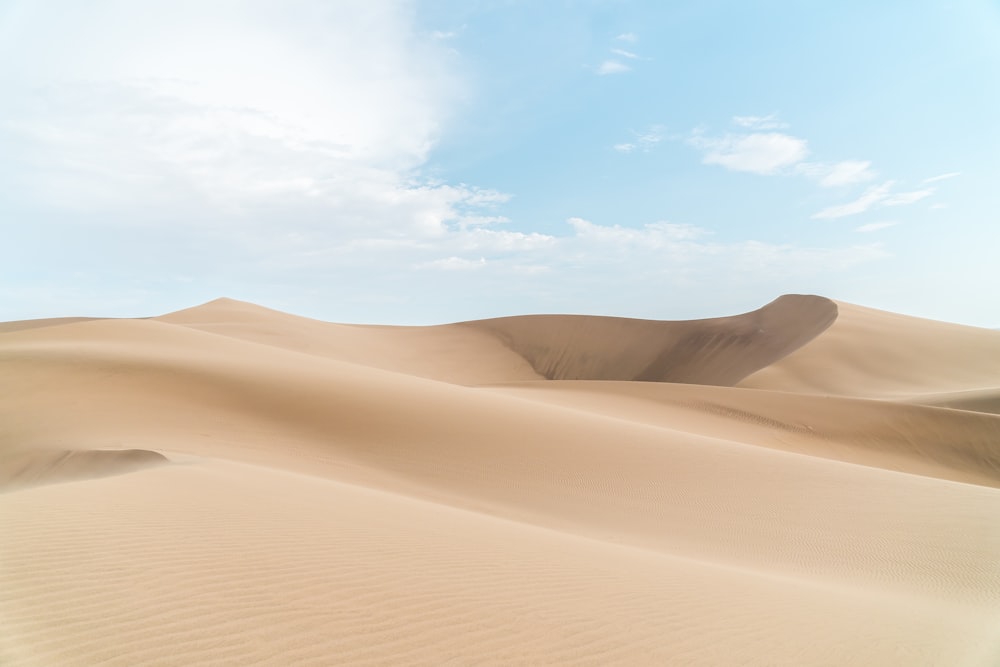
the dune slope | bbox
[739,300,1000,399]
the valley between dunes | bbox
[2,294,1000,665]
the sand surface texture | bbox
[2,294,999,665]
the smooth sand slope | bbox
[2,295,1000,665]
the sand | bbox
[2,294,999,665]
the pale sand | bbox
[2,295,999,665]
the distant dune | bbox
[460,294,839,384]
[2,295,1000,665]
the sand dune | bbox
[460,293,838,384]
[739,300,1000,399]
[155,297,542,384]
[2,295,1000,665]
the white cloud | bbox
[615,125,666,153]
[797,160,876,187]
[596,60,631,75]
[560,218,887,288]
[922,171,961,184]
[416,256,487,271]
[812,182,894,219]
[0,1,469,236]
[812,181,935,219]
[568,218,710,246]
[691,132,808,174]
[856,221,899,233]
[732,114,788,130]
[455,188,512,207]
[456,215,510,228]
[507,264,551,276]
[616,33,638,42]
[636,127,665,146]
[882,188,934,206]
[610,48,639,59]
[455,228,556,252]
[823,161,876,187]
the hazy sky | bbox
[2,0,999,325]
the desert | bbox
[2,294,999,665]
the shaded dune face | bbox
[0,449,168,491]
[461,294,838,385]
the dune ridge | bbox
[2,294,1000,665]
[459,294,838,385]
[0,449,168,491]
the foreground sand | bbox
[2,295,999,665]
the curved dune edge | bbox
[458,294,838,385]
[0,449,169,492]
[903,387,1000,415]
[150,294,839,387]
[739,301,1000,398]
[153,297,543,385]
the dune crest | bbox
[739,300,1000,399]
[461,294,838,385]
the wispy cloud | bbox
[614,125,665,153]
[568,218,710,245]
[596,60,630,75]
[922,171,961,184]
[856,221,899,233]
[882,188,934,206]
[637,126,665,145]
[597,34,644,74]
[456,228,556,252]
[416,256,487,271]
[812,182,895,219]
[561,218,888,290]
[732,114,788,130]
[610,48,639,59]
[690,131,808,175]
[812,181,934,219]
[679,116,947,230]
[797,160,876,187]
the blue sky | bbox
[2,0,999,325]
